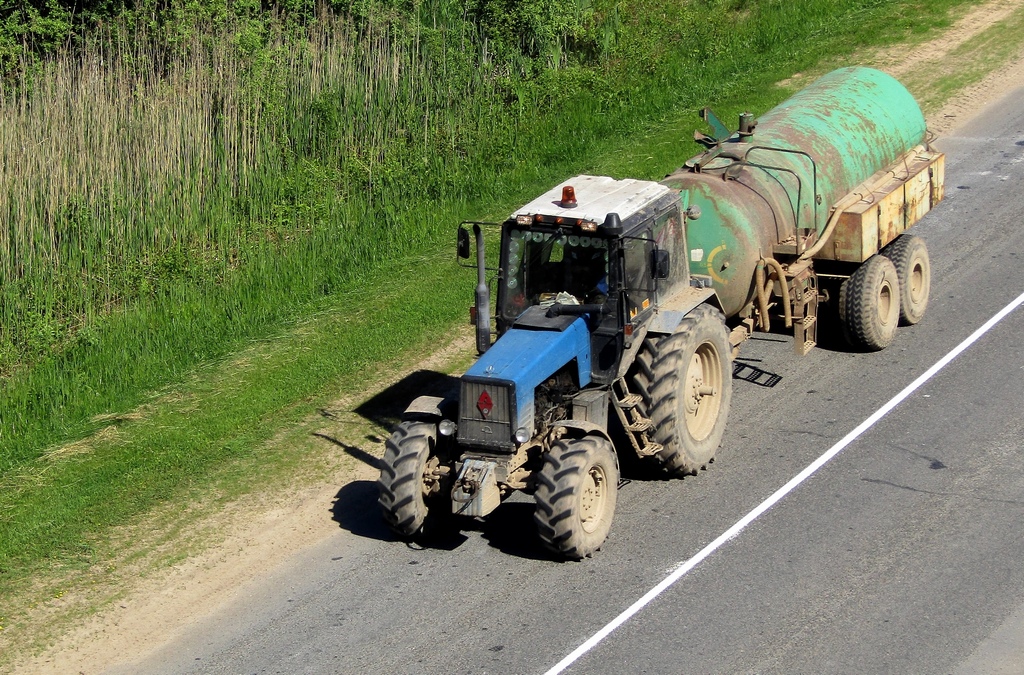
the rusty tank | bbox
[661,66,933,319]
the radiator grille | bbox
[458,377,515,451]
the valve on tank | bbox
[738,112,757,140]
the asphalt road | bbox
[115,85,1024,675]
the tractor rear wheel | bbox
[839,254,901,350]
[378,421,439,537]
[881,234,930,325]
[635,304,732,476]
[534,435,618,560]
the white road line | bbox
[544,289,1024,675]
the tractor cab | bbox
[481,175,687,384]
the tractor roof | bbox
[510,175,674,225]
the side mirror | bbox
[652,249,670,280]
[457,226,471,259]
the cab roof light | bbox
[516,214,533,226]
[579,220,598,232]
[560,185,578,208]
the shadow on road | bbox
[330,480,394,541]
[329,478,562,560]
[329,479,470,552]
[475,501,558,561]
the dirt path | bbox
[888,0,1024,133]
[14,1,1024,672]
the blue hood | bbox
[464,316,592,433]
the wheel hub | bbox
[877,281,894,327]
[684,342,722,441]
[579,465,607,533]
[910,262,924,302]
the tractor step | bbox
[639,443,663,457]
[612,377,661,460]
[625,417,654,432]
[617,393,643,409]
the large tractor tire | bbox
[534,435,618,560]
[881,234,930,325]
[378,421,439,537]
[634,304,732,476]
[839,254,901,351]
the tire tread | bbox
[377,421,435,537]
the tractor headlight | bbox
[438,419,458,436]
[514,427,531,444]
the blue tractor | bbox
[377,175,734,559]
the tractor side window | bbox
[651,206,687,298]
[623,230,655,321]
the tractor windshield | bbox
[500,228,610,322]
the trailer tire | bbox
[881,234,930,325]
[636,305,732,476]
[534,435,618,560]
[378,421,438,537]
[839,254,901,350]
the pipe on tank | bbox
[798,170,878,261]
[754,258,792,331]
[765,257,792,328]
[755,261,771,332]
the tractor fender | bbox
[552,421,619,472]
[648,287,722,336]
[402,395,447,420]
[616,323,649,380]
[616,289,723,378]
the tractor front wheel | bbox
[377,421,441,537]
[534,435,618,560]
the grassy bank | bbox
[1,0,976,472]
[0,0,996,657]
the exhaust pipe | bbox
[473,224,491,354]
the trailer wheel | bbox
[839,254,901,350]
[637,305,732,476]
[534,435,618,560]
[881,234,930,325]
[378,421,439,537]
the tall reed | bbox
[0,10,513,372]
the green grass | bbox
[1,245,466,567]
[0,0,1003,660]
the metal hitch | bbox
[450,459,501,518]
